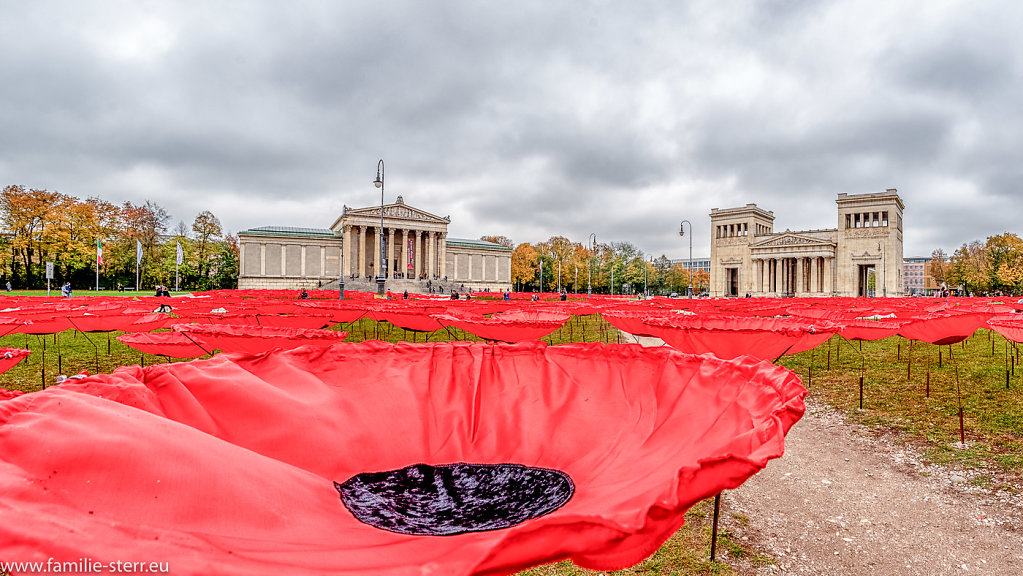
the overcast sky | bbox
[1,0,1019,260]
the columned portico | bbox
[749,236,837,297]
[239,194,512,292]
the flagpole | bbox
[95,238,100,292]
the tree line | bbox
[486,235,709,295]
[931,232,1023,296]
[1,185,238,291]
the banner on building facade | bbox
[407,237,415,270]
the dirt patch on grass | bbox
[724,398,1023,575]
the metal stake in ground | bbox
[709,492,722,561]
[949,345,966,445]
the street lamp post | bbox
[879,242,887,297]
[680,220,693,298]
[588,233,596,297]
[539,259,544,293]
[610,263,615,296]
[373,159,386,296]
[552,252,561,293]
[644,256,648,297]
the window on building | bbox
[882,211,888,226]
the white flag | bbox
[136,240,143,266]
[176,242,183,266]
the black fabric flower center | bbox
[336,462,574,536]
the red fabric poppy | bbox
[897,313,986,345]
[117,332,209,359]
[172,323,349,355]
[836,319,907,341]
[432,312,565,342]
[253,313,334,330]
[0,341,804,575]
[0,348,31,374]
[646,316,840,360]
[988,316,1023,343]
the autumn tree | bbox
[929,248,949,287]
[192,211,223,286]
[948,241,991,295]
[480,235,514,248]
[986,233,1023,294]
[0,185,61,286]
[511,243,540,291]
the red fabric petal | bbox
[117,332,208,358]
[0,348,30,374]
[172,323,348,354]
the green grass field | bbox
[1,303,1021,575]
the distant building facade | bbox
[709,190,904,297]
[903,256,943,295]
[238,196,512,292]
[670,258,711,274]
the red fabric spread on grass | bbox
[836,319,907,341]
[897,313,985,345]
[647,316,839,360]
[252,313,334,330]
[0,348,31,374]
[366,306,446,332]
[172,323,349,354]
[0,341,804,576]
[432,312,565,342]
[116,332,209,358]
[988,316,1023,343]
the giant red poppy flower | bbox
[117,332,209,359]
[0,348,30,374]
[172,323,349,355]
[897,313,985,345]
[646,315,840,360]
[0,341,804,575]
[432,311,566,342]
[988,316,1023,343]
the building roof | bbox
[238,226,337,239]
[445,237,512,251]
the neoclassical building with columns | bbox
[238,195,512,291]
[709,190,904,298]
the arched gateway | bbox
[238,196,512,292]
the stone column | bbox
[414,231,422,279]
[439,234,447,280]
[388,228,396,278]
[400,229,408,278]
[358,226,367,278]
[373,227,382,279]
[823,257,833,294]
[426,231,435,279]
[343,226,352,278]
[795,257,804,295]
[810,256,819,294]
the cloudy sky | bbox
[1,0,1019,260]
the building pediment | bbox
[751,233,835,249]
[330,196,451,231]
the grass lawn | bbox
[2,303,1021,575]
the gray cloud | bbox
[1,0,1020,262]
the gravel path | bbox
[625,334,1023,575]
